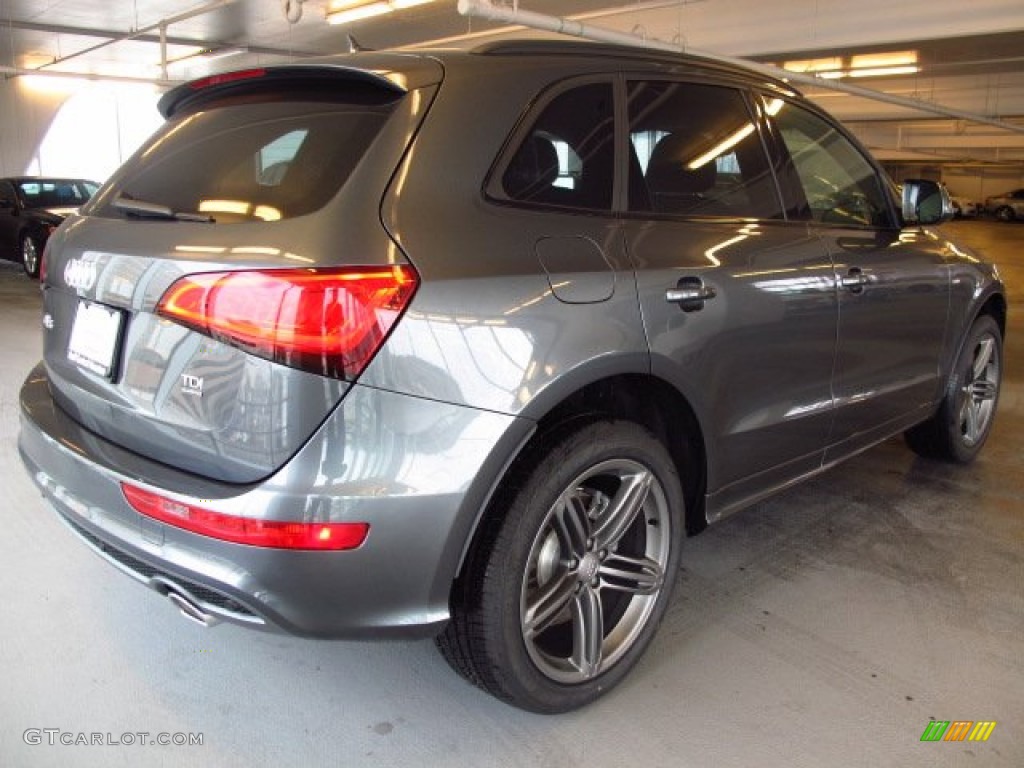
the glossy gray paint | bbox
[626,218,836,495]
[21,364,526,636]
[18,43,1005,637]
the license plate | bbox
[67,300,123,379]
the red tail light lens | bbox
[122,483,369,550]
[156,266,417,379]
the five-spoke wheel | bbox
[906,315,1002,462]
[520,458,670,684]
[437,420,683,713]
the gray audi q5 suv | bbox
[19,41,1005,712]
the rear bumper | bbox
[18,363,527,638]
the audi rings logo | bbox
[64,254,100,293]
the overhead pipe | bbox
[0,64,174,86]
[406,0,708,49]
[34,0,240,75]
[283,0,306,25]
[456,0,1024,137]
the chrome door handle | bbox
[666,276,716,312]
[840,267,869,294]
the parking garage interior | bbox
[1,1,1023,766]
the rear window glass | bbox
[92,96,395,223]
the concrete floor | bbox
[1,220,1021,768]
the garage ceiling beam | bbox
[33,0,238,74]
[0,16,309,62]
[457,0,1024,137]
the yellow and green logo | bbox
[920,721,996,742]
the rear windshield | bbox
[91,94,396,224]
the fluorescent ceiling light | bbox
[326,0,435,25]
[326,1,393,24]
[781,50,920,81]
[782,57,842,73]
[847,66,920,78]
[850,51,917,69]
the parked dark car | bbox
[18,42,1005,713]
[0,177,99,277]
[983,188,1024,221]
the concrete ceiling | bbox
[1,0,1023,167]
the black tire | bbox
[20,232,42,278]
[994,206,1015,223]
[437,419,684,713]
[905,315,1002,463]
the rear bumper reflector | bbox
[121,483,369,551]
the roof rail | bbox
[471,40,795,91]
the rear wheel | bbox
[437,420,684,712]
[21,233,41,278]
[905,315,1002,463]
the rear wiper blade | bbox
[113,196,214,223]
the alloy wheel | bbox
[958,333,999,447]
[519,458,670,684]
[22,237,39,276]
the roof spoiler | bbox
[158,65,408,118]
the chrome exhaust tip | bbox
[149,577,221,627]
[166,590,220,627]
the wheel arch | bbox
[446,372,709,595]
[977,291,1007,340]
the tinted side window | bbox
[501,83,614,211]
[770,102,893,228]
[627,81,783,219]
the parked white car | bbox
[950,196,980,218]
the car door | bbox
[0,180,20,259]
[621,80,838,518]
[763,98,951,459]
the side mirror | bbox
[902,179,953,226]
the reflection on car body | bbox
[18,41,1005,713]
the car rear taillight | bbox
[156,266,418,379]
[122,483,369,550]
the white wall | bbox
[0,79,66,177]
[0,76,163,182]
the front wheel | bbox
[437,420,684,712]
[994,206,1015,222]
[905,315,1002,463]
[21,233,42,278]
